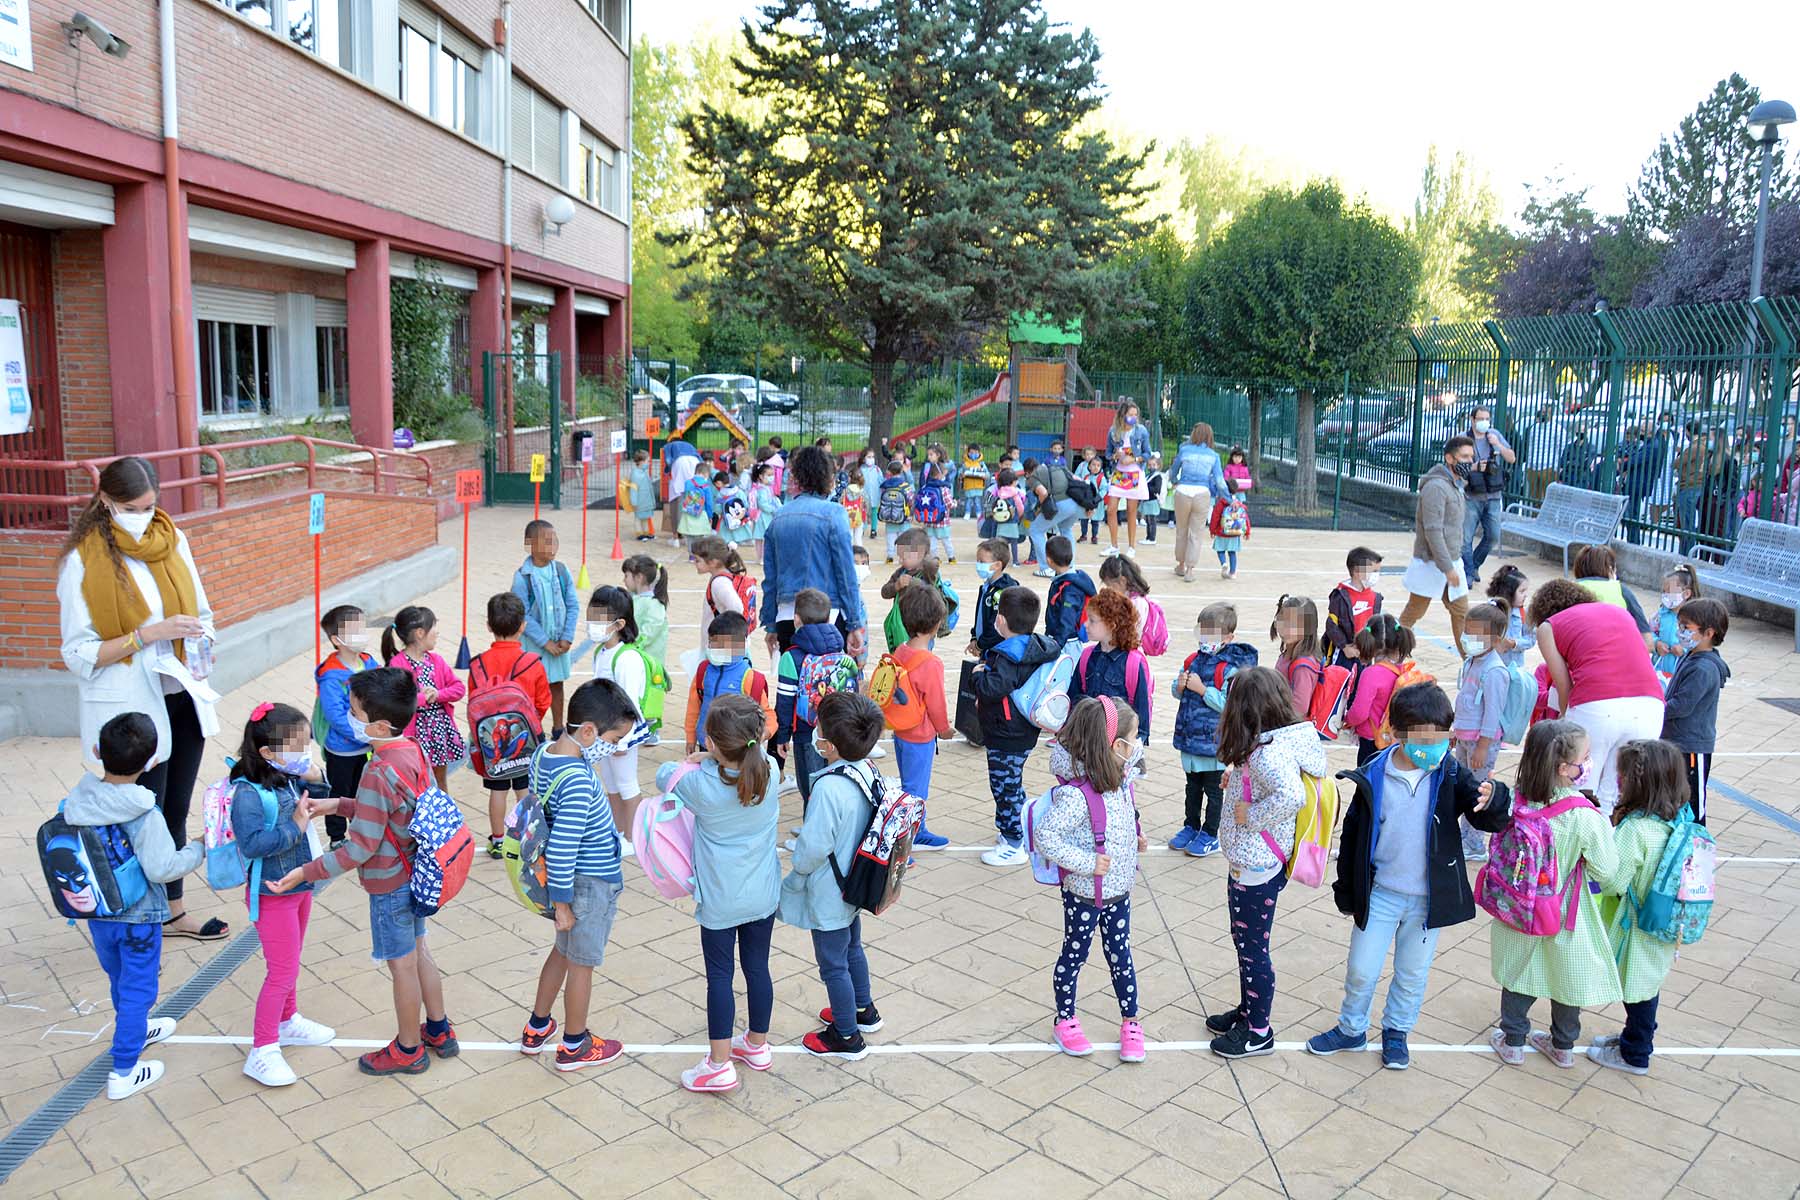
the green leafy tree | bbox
[1187,182,1421,509]
[1628,73,1795,240]
[673,0,1151,447]
[1081,226,1195,372]
[1169,134,1291,245]
[1407,146,1500,321]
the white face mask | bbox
[1661,591,1686,611]
[111,507,154,539]
[589,620,618,644]
[1473,419,1491,434]
[271,751,312,776]
[706,649,735,667]
[341,631,369,650]
[854,563,871,583]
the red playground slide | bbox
[887,373,1010,446]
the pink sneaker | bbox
[1528,1030,1576,1068]
[1053,1017,1093,1057]
[680,1056,740,1093]
[730,1034,773,1072]
[1488,1028,1525,1066]
[1118,1019,1146,1063]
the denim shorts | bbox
[368,887,428,962]
[555,875,624,967]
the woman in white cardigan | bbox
[56,456,226,940]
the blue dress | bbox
[513,558,579,684]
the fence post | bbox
[1593,307,1628,492]
[1152,363,1164,457]
[1484,319,1514,504]
[951,360,962,464]
[1752,297,1794,520]
[1404,331,1427,488]
[1332,369,1348,531]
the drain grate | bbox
[1762,698,1800,718]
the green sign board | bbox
[1008,312,1082,346]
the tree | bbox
[1187,182,1420,508]
[1080,226,1194,372]
[1636,207,1800,306]
[1493,181,1649,318]
[674,0,1151,446]
[1628,73,1796,240]
[1406,146,1500,322]
[1168,134,1291,245]
[1454,220,1525,315]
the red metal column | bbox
[101,182,179,461]
[346,238,394,451]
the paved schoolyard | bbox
[2,508,1798,1199]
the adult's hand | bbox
[846,627,866,657]
[144,615,205,643]
[765,632,780,661]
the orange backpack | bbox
[1374,660,1437,749]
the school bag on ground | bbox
[1475,795,1593,936]
[1623,810,1716,945]
[391,784,475,917]
[38,804,147,921]
[1250,768,1338,887]
[823,766,924,915]
[504,748,591,918]
[1023,777,1112,903]
[1374,661,1437,749]
[1011,638,1085,732]
[1140,598,1169,657]
[633,763,700,900]
[878,484,912,525]
[868,652,928,733]
[912,486,947,526]
[1308,663,1357,740]
[467,652,547,780]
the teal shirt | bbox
[658,759,780,930]
[779,759,875,932]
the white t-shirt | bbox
[669,454,699,497]
[705,574,744,629]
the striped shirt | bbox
[533,749,623,901]
[301,738,429,894]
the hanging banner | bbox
[0,300,31,436]
[0,0,33,72]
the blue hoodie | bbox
[776,621,849,740]
[315,648,379,755]
[1044,570,1095,645]
[1172,641,1259,758]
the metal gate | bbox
[482,350,563,507]
[0,222,66,530]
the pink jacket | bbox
[390,650,466,737]
[1345,660,1404,740]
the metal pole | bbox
[1736,137,1778,436]
[1332,370,1347,531]
[951,360,963,466]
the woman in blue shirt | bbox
[1170,422,1229,581]
[1104,400,1154,558]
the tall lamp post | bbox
[1745,99,1793,521]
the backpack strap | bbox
[1073,780,1109,905]
[1077,643,1094,690]
[244,782,282,922]
[1125,649,1147,706]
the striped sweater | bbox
[535,749,623,901]
[300,738,430,893]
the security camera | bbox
[63,12,131,58]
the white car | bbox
[674,374,800,415]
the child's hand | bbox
[1137,834,1149,853]
[419,686,438,704]
[293,799,315,829]
[965,640,979,658]
[553,901,576,932]
[1654,640,1669,657]
[684,751,708,765]
[1234,801,1251,827]
[1474,781,1495,812]
[1343,646,1360,661]
[309,796,341,815]
[1093,853,1113,877]
[268,867,305,894]
[684,742,698,756]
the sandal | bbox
[164,915,230,941]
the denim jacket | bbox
[1171,442,1228,494]
[759,493,867,632]
[232,777,326,898]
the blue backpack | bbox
[201,769,280,919]
[1011,638,1085,732]
[1494,662,1537,746]
[39,804,147,921]
[912,485,947,526]
[1623,810,1716,946]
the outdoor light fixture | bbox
[61,11,130,57]
[542,194,576,237]
[1747,99,1795,145]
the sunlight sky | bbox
[633,0,1800,224]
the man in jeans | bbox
[1459,406,1514,586]
[1672,420,1712,555]
[1400,438,1475,656]
[1023,457,1083,577]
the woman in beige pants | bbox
[1169,423,1229,580]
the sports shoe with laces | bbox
[419,1022,460,1058]
[1118,1019,1147,1063]
[519,1017,559,1055]
[803,1025,868,1060]
[980,839,1027,867]
[1488,1028,1525,1066]
[681,1056,740,1092]
[1586,1040,1648,1075]
[243,1044,298,1087]
[1528,1030,1575,1068]
[1305,1026,1366,1056]
[1053,1017,1093,1056]
[730,1034,773,1071]
[278,1013,335,1046]
[818,1004,884,1033]
[555,1032,625,1072]
[1210,1024,1274,1059]
[359,1039,428,1076]
[107,1060,164,1100]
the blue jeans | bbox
[893,736,937,805]
[1621,996,1658,1068]
[1336,885,1441,1038]
[1461,493,1504,580]
[1675,486,1702,554]
[1028,498,1085,566]
[700,913,775,1041]
[91,921,162,1072]
[812,918,872,1038]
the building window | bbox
[199,321,275,418]
[216,0,351,70]
[510,76,566,185]
[585,0,625,43]
[397,1,484,137]
[316,326,349,410]
[578,127,624,217]
[399,22,433,114]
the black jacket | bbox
[972,572,1020,651]
[1333,749,1513,931]
[974,633,1060,752]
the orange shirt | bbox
[892,643,950,742]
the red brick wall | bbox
[0,490,438,669]
[507,0,628,148]
[53,231,112,463]
[191,253,348,299]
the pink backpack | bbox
[1475,795,1593,936]
[1076,644,1152,719]
[1140,598,1169,656]
[633,763,699,899]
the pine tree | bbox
[1628,73,1795,239]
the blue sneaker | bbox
[914,829,950,849]
[1381,1028,1410,1070]
[1168,827,1198,851]
[1305,1027,1367,1056]
[1186,831,1220,858]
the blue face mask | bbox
[1125,414,1138,426]
[1404,739,1450,771]
[975,561,995,580]
[1677,627,1698,650]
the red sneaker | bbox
[555,1033,625,1072]
[358,1039,428,1076]
[519,1018,559,1055]
[418,1023,460,1059]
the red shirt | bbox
[468,641,553,719]
[1548,604,1661,708]
[892,644,950,743]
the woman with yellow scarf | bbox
[57,457,227,941]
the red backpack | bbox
[1308,663,1357,740]
[466,652,546,780]
[729,572,759,635]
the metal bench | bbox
[1501,484,1629,574]
[1694,518,1800,652]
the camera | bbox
[63,13,131,59]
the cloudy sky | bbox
[634,0,1799,222]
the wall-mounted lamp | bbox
[61,12,130,58]
[542,194,575,238]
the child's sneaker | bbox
[144,1016,177,1046]
[730,1034,773,1071]
[1305,1026,1366,1056]
[519,1017,559,1055]
[914,829,949,849]
[487,836,504,860]
[818,1004,883,1033]
[243,1044,298,1087]
[1488,1028,1525,1066]
[278,1014,335,1047]
[802,1025,868,1060]
[1186,831,1220,858]
[419,1022,460,1058]
[681,1056,740,1092]
[1380,1028,1410,1070]
[1168,827,1198,851]
[1586,1040,1648,1075]
[1205,1008,1246,1035]
[555,1033,625,1072]
[1210,1024,1274,1059]
[106,1060,163,1100]
[1118,1019,1147,1063]
[1053,1017,1092,1056]
[980,838,1027,867]
[359,1040,428,1076]
[1528,1030,1575,1068]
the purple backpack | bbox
[1475,795,1593,936]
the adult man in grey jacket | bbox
[1400,437,1476,656]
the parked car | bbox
[1315,396,1405,443]
[1363,403,1477,471]
[674,374,801,416]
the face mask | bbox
[854,563,871,583]
[1404,739,1450,771]
[342,631,369,650]
[1451,460,1474,479]
[1118,741,1146,776]
[589,621,618,644]
[864,458,874,467]
[111,507,154,539]
[1661,592,1686,611]
[1125,414,1137,426]
[1351,572,1372,589]
[1677,627,1698,650]
[1197,640,1221,654]
[272,751,312,776]
[580,729,629,763]
[706,649,735,667]
[1473,419,1491,434]
[975,561,995,580]
[1571,759,1595,791]
[1460,634,1490,657]
[346,713,387,744]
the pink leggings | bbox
[251,890,313,1047]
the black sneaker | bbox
[803,1025,869,1060]
[1210,1024,1275,1060]
[818,1004,884,1034]
[487,836,504,860]
[1205,1009,1246,1035]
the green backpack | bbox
[603,642,669,730]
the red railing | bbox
[0,436,434,526]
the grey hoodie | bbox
[62,775,205,924]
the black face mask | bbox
[1451,460,1474,479]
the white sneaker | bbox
[980,840,1028,867]
[1125,547,1137,558]
[618,836,635,859]
[243,1044,298,1087]
[681,1056,740,1092]
[869,743,887,759]
[278,1013,335,1046]
[107,1060,164,1100]
[730,1033,774,1072]
[779,774,800,794]
[144,1016,177,1046]
[1221,563,1232,579]
[1101,545,1119,557]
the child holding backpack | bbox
[1071,588,1152,745]
[1170,602,1258,857]
[1208,667,1328,1059]
[780,693,892,1059]
[1484,718,1622,1068]
[1595,738,1709,1075]
[1270,595,1324,719]
[1344,615,1416,765]
[469,593,553,859]
[1212,447,1254,579]
[224,702,337,1087]
[1033,697,1150,1062]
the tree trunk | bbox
[869,356,897,452]
[1246,387,1264,476]
[1295,386,1319,511]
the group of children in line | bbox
[59,502,1732,1102]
